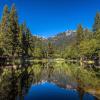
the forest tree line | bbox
[63,12,100,66]
[0,5,51,60]
[0,5,100,65]
[0,5,33,58]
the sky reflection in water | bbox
[24,82,95,100]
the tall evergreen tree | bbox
[93,12,100,32]
[76,24,84,45]
[47,42,54,58]
[26,28,33,56]
[20,22,32,57]
[84,28,93,39]
[18,24,23,56]
[9,4,19,57]
[0,5,12,56]
[22,23,29,56]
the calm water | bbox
[23,82,95,100]
[0,61,100,100]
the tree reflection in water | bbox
[0,61,99,100]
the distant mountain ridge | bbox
[32,30,76,50]
[47,30,76,49]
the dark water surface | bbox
[0,61,100,100]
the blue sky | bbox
[0,0,100,37]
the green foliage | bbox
[47,42,55,58]
[76,24,84,44]
[79,39,99,57]
[0,5,12,55]
[93,12,100,32]
[0,4,100,61]
[64,45,79,59]
[0,5,33,59]
[64,12,100,61]
[0,48,4,56]
[84,29,93,40]
[69,63,100,88]
[9,4,19,56]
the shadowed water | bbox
[0,61,99,100]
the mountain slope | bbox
[47,30,76,50]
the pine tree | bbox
[76,24,84,45]
[9,4,19,57]
[0,5,12,56]
[93,12,100,32]
[18,24,23,56]
[84,28,93,39]
[22,23,28,56]
[26,28,33,56]
[47,42,54,58]
[20,22,32,57]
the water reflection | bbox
[24,82,95,100]
[0,61,99,100]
